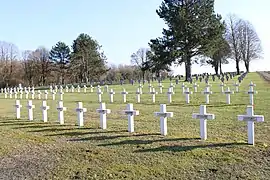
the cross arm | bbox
[238,115,264,122]
[154,112,173,118]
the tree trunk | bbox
[219,61,223,75]
[214,62,219,75]
[142,71,145,84]
[244,61,249,72]
[185,59,191,81]
[236,60,240,75]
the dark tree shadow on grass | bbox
[69,133,160,142]
[27,126,96,133]
[46,130,127,137]
[98,137,200,147]
[134,142,247,153]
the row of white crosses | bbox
[14,99,264,145]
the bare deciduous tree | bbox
[0,41,18,86]
[238,20,262,72]
[22,50,36,86]
[130,48,150,82]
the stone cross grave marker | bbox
[192,105,215,140]
[167,87,175,103]
[37,90,42,100]
[90,85,94,93]
[41,101,50,122]
[97,88,103,103]
[83,85,87,93]
[220,82,226,93]
[96,103,111,130]
[59,91,64,101]
[224,87,234,104]
[148,84,152,93]
[9,90,13,99]
[44,90,48,100]
[247,86,258,105]
[169,82,175,92]
[77,85,81,93]
[19,90,23,99]
[76,102,87,127]
[25,91,29,99]
[154,104,173,136]
[52,91,56,100]
[14,91,18,99]
[50,85,53,93]
[26,100,35,121]
[122,103,139,133]
[233,82,240,93]
[15,100,22,119]
[249,81,256,88]
[193,83,199,93]
[54,85,58,92]
[136,88,142,103]
[158,83,163,94]
[109,89,115,103]
[184,87,193,104]
[150,88,158,103]
[238,105,264,145]
[121,89,128,103]
[181,83,186,94]
[57,101,67,125]
[202,87,212,104]
[31,90,35,100]
[104,85,109,93]
[71,86,75,93]
[65,86,69,93]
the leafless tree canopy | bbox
[226,14,262,73]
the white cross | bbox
[193,83,199,93]
[192,105,215,140]
[224,87,234,104]
[28,87,31,92]
[150,88,158,103]
[15,100,22,119]
[96,103,111,129]
[76,102,87,127]
[25,91,29,99]
[54,86,58,92]
[184,87,193,104]
[4,92,7,99]
[136,88,142,103]
[158,83,163,94]
[233,82,240,93]
[205,82,212,89]
[77,85,81,93]
[41,101,50,122]
[44,90,48,100]
[247,86,258,105]
[122,103,139,133]
[104,85,109,93]
[14,92,18,99]
[26,100,35,121]
[97,88,103,103]
[50,86,53,93]
[65,86,69,93]
[238,105,264,145]
[31,90,35,100]
[37,90,42,100]
[121,89,128,103]
[167,87,175,103]
[169,83,175,92]
[148,84,152,92]
[220,83,226,93]
[57,101,67,125]
[59,91,64,101]
[19,90,23,99]
[9,91,13,99]
[249,81,256,88]
[51,91,56,100]
[138,83,143,93]
[109,89,115,103]
[202,87,212,104]
[154,104,173,136]
[71,86,75,93]
[90,85,94,93]
[181,83,186,94]
[83,85,87,93]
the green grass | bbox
[0,72,270,179]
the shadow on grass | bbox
[206,103,247,108]
[27,126,95,133]
[98,137,200,147]
[46,130,127,137]
[69,133,160,142]
[134,142,247,153]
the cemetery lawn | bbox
[0,72,270,180]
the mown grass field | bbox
[0,72,269,179]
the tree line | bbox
[0,0,262,87]
[131,0,262,81]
